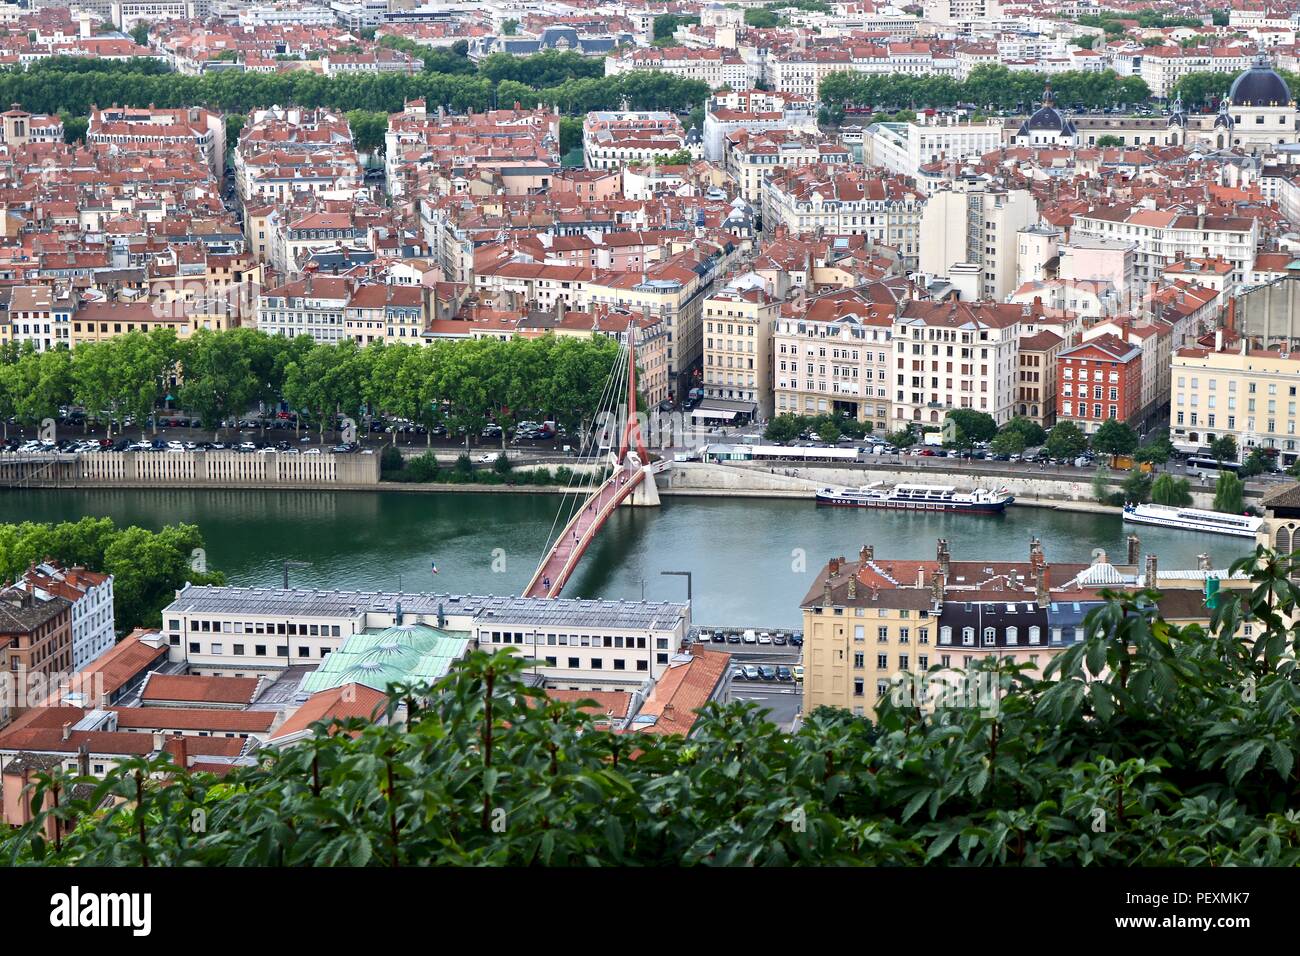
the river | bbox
[0,489,1250,627]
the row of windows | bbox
[182,618,342,637]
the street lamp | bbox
[660,570,692,602]
[282,560,312,590]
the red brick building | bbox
[1055,333,1143,435]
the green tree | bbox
[944,409,996,445]
[989,429,1025,456]
[1213,469,1244,513]
[1090,419,1138,458]
[178,328,260,439]
[744,8,780,27]
[128,22,150,47]
[1135,434,1172,467]
[1150,473,1193,506]
[1209,434,1239,464]
[816,419,841,443]
[1091,464,1112,504]
[1096,134,1123,147]
[999,416,1047,447]
[1044,421,1088,460]
[501,19,519,35]
[1120,469,1152,504]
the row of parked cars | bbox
[733,664,802,683]
[698,628,803,647]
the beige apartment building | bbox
[702,285,777,420]
[773,288,893,432]
[891,299,1026,427]
[1016,329,1064,427]
[1171,339,1300,466]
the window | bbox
[982,627,995,646]
[1005,626,1017,645]
[940,626,952,644]
[961,627,974,646]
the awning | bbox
[691,409,738,420]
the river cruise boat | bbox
[815,482,1014,513]
[1121,502,1262,539]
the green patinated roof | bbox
[298,622,470,695]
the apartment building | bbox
[863,118,1003,186]
[763,165,924,269]
[725,129,851,207]
[1015,329,1064,428]
[1170,339,1300,466]
[604,46,753,91]
[582,111,693,170]
[1068,205,1258,286]
[918,179,1038,303]
[255,273,352,342]
[71,298,229,345]
[773,287,893,432]
[2,284,73,352]
[20,564,114,673]
[86,105,226,176]
[1055,333,1144,435]
[702,88,818,162]
[343,283,427,345]
[0,587,72,727]
[891,299,1026,427]
[702,284,778,420]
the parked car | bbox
[789,632,803,647]
[792,665,804,682]
[742,665,760,680]
[757,632,772,645]
[772,634,787,646]
[726,633,741,644]
[776,666,793,682]
[239,442,256,452]
[732,668,747,681]
[758,665,777,681]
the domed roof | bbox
[1229,54,1291,107]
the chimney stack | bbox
[847,573,857,600]
[1035,564,1049,607]
[1145,553,1158,588]
[1197,552,1211,571]
[61,721,72,741]
[1127,533,1140,565]
[822,576,833,607]
[828,557,840,577]
[860,544,873,562]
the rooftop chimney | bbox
[828,557,840,577]
[860,544,873,562]
[1197,552,1211,571]
[61,721,72,741]
[1127,533,1141,565]
[1145,553,1158,589]
[847,574,858,600]
[1035,564,1049,607]
[395,601,403,625]
[822,576,833,607]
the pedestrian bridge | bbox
[522,318,658,599]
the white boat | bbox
[1121,502,1261,539]
[816,482,1014,513]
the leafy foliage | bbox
[0,517,224,634]
[7,548,1300,866]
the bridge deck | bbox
[523,466,646,598]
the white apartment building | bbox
[21,564,115,672]
[863,118,1004,186]
[918,180,1038,302]
[1069,205,1258,286]
[763,166,925,268]
[255,274,352,342]
[3,285,74,352]
[604,46,754,90]
[923,0,1003,29]
[1170,340,1300,466]
[891,300,1027,426]
[703,88,818,162]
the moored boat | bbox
[1121,502,1261,539]
[816,482,1013,513]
